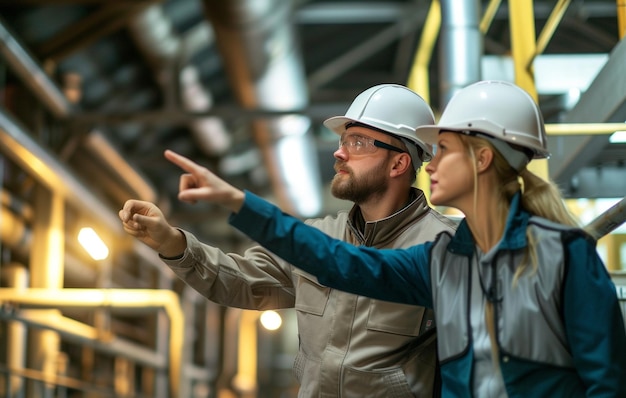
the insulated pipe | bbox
[128,5,232,156]
[82,130,158,204]
[584,196,626,241]
[0,110,120,232]
[1,265,28,396]
[0,110,171,277]
[0,204,31,258]
[439,0,482,107]
[0,19,162,250]
[0,13,159,207]
[0,17,72,119]
[201,0,323,217]
[0,288,184,398]
[0,310,167,369]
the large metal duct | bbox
[201,0,323,217]
[439,0,483,107]
[128,4,232,157]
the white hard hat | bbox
[324,84,436,167]
[416,80,550,171]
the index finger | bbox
[164,149,204,174]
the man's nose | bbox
[334,145,348,160]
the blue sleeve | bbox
[562,234,626,397]
[229,191,434,307]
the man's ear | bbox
[390,152,412,177]
[476,147,494,173]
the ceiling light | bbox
[78,227,109,261]
[609,131,626,143]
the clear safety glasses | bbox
[338,134,406,155]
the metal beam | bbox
[549,37,626,189]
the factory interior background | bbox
[0,0,625,397]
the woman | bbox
[121,81,626,397]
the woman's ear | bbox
[476,147,494,173]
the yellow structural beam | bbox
[233,310,260,397]
[407,0,441,104]
[508,0,537,96]
[508,0,548,178]
[531,0,571,67]
[479,0,503,33]
[618,0,626,38]
[546,123,626,135]
[407,0,441,196]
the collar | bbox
[347,188,429,247]
[447,191,530,256]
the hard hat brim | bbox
[323,116,356,135]
[416,124,551,159]
[413,125,443,147]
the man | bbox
[120,84,457,397]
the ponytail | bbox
[518,169,579,227]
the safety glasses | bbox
[338,134,406,154]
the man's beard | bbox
[331,162,389,204]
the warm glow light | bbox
[78,227,109,260]
[259,310,282,331]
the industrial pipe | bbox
[0,288,184,398]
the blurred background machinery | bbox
[0,0,625,397]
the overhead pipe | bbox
[0,288,184,398]
[439,0,482,107]
[584,196,626,241]
[0,16,159,218]
[82,130,159,204]
[0,109,171,277]
[128,4,232,156]
[0,310,167,369]
[0,109,119,232]
[1,265,28,396]
[1,198,157,288]
[0,16,71,119]
[0,203,31,258]
[201,0,323,217]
